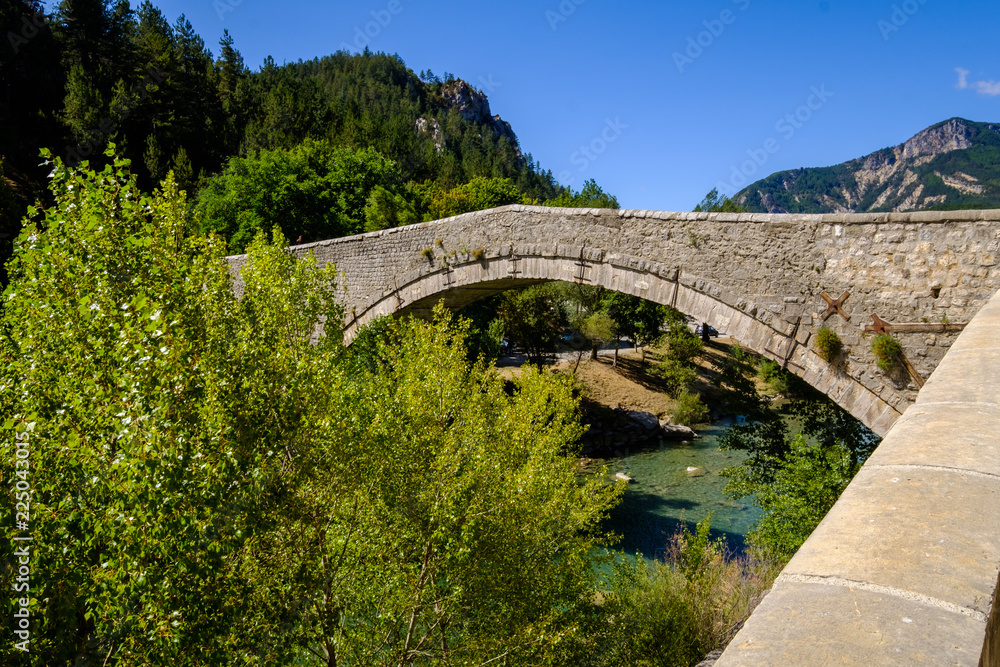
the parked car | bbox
[694,324,720,338]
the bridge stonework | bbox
[227,205,1000,437]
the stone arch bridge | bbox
[228,205,1000,438]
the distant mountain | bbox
[735,118,1000,213]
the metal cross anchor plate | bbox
[821,291,851,322]
[864,314,968,334]
[866,314,893,335]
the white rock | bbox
[663,424,698,439]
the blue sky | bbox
[107,0,1000,210]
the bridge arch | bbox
[342,245,899,436]
[229,204,1000,438]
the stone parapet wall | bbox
[715,289,1000,666]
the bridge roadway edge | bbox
[715,288,1000,666]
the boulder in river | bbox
[661,422,698,439]
[614,472,634,483]
[686,466,708,477]
[627,410,660,431]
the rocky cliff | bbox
[415,79,522,159]
[735,118,1000,213]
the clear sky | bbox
[93,0,1000,210]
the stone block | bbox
[784,466,1000,614]
[659,266,679,281]
[715,581,987,667]
[867,404,1000,477]
[917,347,1000,406]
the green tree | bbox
[0,148,342,664]
[195,139,401,251]
[497,285,567,366]
[715,345,789,483]
[652,358,698,398]
[693,187,747,213]
[665,321,703,364]
[239,310,624,665]
[363,184,420,232]
[717,346,880,557]
[581,311,617,360]
[544,179,620,209]
[605,294,671,364]
[742,435,860,557]
[2,150,624,666]
[427,175,528,219]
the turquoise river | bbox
[595,417,761,559]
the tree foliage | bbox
[195,139,401,251]
[693,188,747,213]
[590,517,780,667]
[715,345,880,557]
[605,294,671,351]
[496,285,567,366]
[242,310,624,665]
[581,311,616,360]
[425,176,529,219]
[1,147,343,664]
[743,435,860,557]
[1,13,600,282]
[544,179,619,209]
[0,153,624,665]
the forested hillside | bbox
[0,0,577,278]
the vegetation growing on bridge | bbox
[872,333,904,372]
[814,326,844,362]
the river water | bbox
[593,418,761,559]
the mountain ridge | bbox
[734,118,1000,214]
